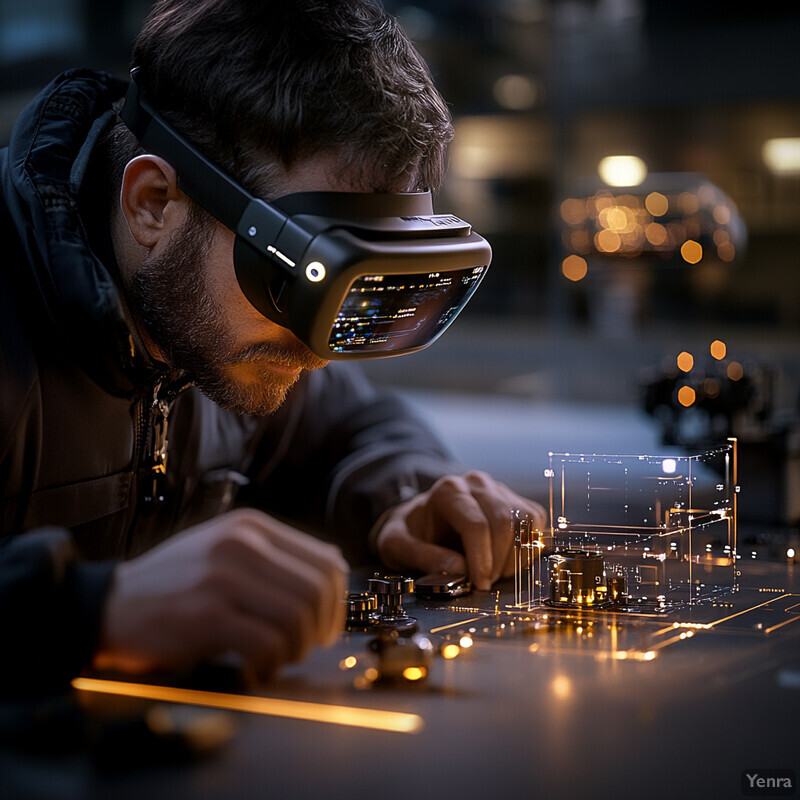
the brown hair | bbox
[111,0,453,200]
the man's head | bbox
[109,0,453,414]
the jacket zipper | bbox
[133,376,186,510]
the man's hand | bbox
[94,508,348,683]
[375,471,546,591]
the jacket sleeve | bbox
[243,363,463,565]
[0,528,115,697]
[0,230,116,696]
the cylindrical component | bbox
[346,592,377,630]
[548,550,605,606]
[366,574,415,628]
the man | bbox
[0,0,544,693]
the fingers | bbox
[376,471,548,591]
[96,508,349,682]
[377,521,468,578]
[212,510,348,657]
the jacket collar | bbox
[2,69,159,397]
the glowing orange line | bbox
[765,616,800,634]
[71,677,423,734]
[429,616,485,633]
[705,594,790,628]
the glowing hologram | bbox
[515,439,739,613]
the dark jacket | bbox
[0,70,457,694]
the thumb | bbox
[379,528,468,577]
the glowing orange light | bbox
[562,254,588,282]
[677,192,699,214]
[678,386,696,407]
[676,351,694,372]
[645,222,668,246]
[599,206,634,232]
[710,339,726,360]
[595,229,621,253]
[402,667,427,681]
[560,198,587,225]
[717,242,735,262]
[645,191,669,217]
[441,644,460,660]
[727,361,744,381]
[712,205,731,224]
[680,240,703,264]
[551,675,572,699]
[71,677,423,733]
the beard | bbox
[128,207,328,415]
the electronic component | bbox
[414,573,472,600]
[346,592,378,631]
[366,574,417,631]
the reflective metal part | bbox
[367,574,417,630]
[346,592,377,631]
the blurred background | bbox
[2,0,798,529]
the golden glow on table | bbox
[71,677,423,734]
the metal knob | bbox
[367,574,416,629]
[346,592,377,631]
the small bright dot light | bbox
[676,351,694,372]
[645,191,669,217]
[442,644,460,660]
[681,240,703,264]
[339,656,358,670]
[305,261,326,282]
[788,548,796,559]
[551,675,572,699]
[493,74,538,110]
[598,155,647,187]
[727,361,744,381]
[678,386,696,407]
[562,254,588,282]
[459,635,474,649]
[662,458,677,474]
[710,339,727,360]
[763,137,800,175]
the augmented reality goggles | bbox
[120,69,491,360]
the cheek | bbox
[206,225,288,339]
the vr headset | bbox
[120,69,491,360]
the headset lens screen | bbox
[329,266,486,353]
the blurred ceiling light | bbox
[677,351,694,373]
[645,191,669,216]
[762,137,800,175]
[493,74,538,111]
[450,116,549,179]
[598,155,647,187]
[678,386,696,407]
[680,239,703,264]
[710,339,727,360]
[562,255,588,282]
[557,174,746,273]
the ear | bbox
[119,155,186,249]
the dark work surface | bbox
[3,550,798,800]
